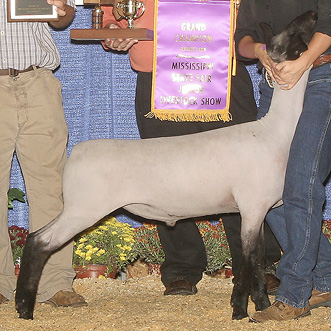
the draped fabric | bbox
[8,7,331,230]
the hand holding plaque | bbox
[70,0,153,41]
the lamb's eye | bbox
[278,46,286,54]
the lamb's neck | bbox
[259,68,310,140]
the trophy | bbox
[70,0,153,41]
[116,0,145,29]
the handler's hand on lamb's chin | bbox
[272,58,307,90]
[104,24,138,51]
[255,43,277,81]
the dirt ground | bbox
[0,273,330,331]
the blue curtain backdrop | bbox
[8,6,331,230]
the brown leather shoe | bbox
[0,293,9,304]
[250,300,310,322]
[266,273,280,295]
[42,290,88,308]
[309,289,331,310]
[164,280,198,296]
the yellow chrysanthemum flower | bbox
[86,250,93,257]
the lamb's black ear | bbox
[259,22,274,47]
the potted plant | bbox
[127,223,165,275]
[323,219,331,243]
[128,219,231,275]
[73,216,135,278]
[7,188,27,276]
[8,225,29,276]
[196,220,231,273]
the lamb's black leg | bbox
[249,230,271,312]
[230,254,252,320]
[15,233,52,320]
[231,225,268,320]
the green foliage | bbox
[8,188,25,209]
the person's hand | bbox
[272,56,308,90]
[47,0,67,17]
[104,24,138,51]
[255,43,277,81]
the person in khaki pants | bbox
[0,0,86,307]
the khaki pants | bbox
[0,68,75,301]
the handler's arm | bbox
[237,35,276,80]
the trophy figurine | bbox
[115,0,145,29]
[70,0,153,41]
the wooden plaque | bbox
[7,0,58,22]
[70,28,153,41]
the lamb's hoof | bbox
[16,300,34,320]
[18,310,34,320]
[232,309,248,320]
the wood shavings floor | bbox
[0,275,330,331]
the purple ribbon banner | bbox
[151,0,234,122]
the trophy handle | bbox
[134,2,145,20]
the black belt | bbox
[0,66,39,77]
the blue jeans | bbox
[261,63,331,308]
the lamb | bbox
[15,66,311,320]
[15,10,317,321]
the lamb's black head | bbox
[259,11,317,63]
[285,34,310,61]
